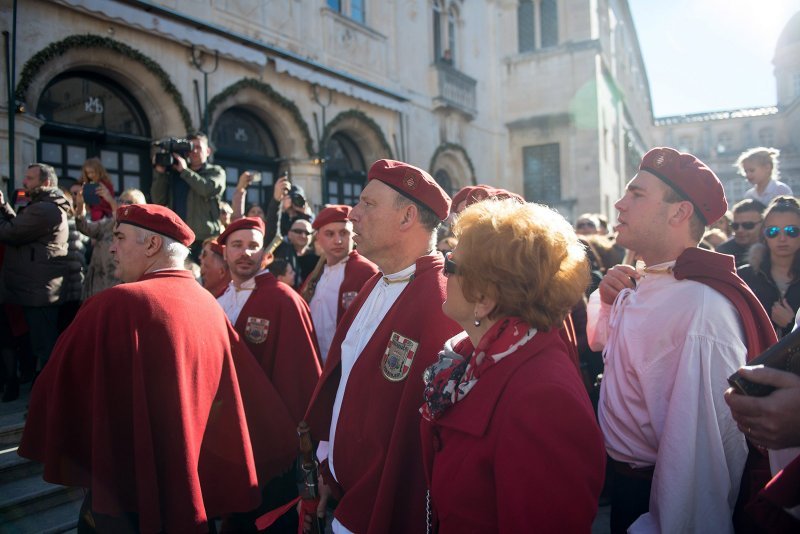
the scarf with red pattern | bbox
[421,317,537,421]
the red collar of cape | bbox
[672,247,777,360]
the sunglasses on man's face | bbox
[765,225,800,239]
[289,229,312,236]
[443,252,459,277]
[731,221,759,231]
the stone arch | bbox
[16,34,191,134]
[321,109,393,164]
[206,78,314,160]
[429,142,476,188]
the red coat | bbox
[420,327,606,533]
[305,254,461,533]
[233,271,322,423]
[17,271,295,533]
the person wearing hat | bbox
[299,205,378,363]
[217,216,321,424]
[300,204,378,364]
[586,148,776,533]
[199,236,230,298]
[303,159,461,533]
[18,204,298,532]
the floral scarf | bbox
[421,318,537,421]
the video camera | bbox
[152,137,193,168]
[283,172,306,209]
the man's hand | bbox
[237,171,254,192]
[74,189,85,217]
[0,190,5,205]
[771,298,794,329]
[598,264,640,305]
[273,175,291,202]
[97,184,113,203]
[298,473,331,533]
[172,153,187,173]
[724,366,800,449]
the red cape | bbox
[305,255,461,533]
[18,271,294,532]
[673,247,777,359]
[232,271,321,423]
[745,454,800,532]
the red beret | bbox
[115,204,195,246]
[451,185,525,214]
[313,205,352,230]
[639,147,727,225]
[452,185,493,213]
[218,217,265,245]
[208,239,224,257]
[368,159,451,220]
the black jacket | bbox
[0,188,72,306]
[738,243,800,338]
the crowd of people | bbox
[0,138,798,533]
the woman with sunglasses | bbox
[420,198,605,533]
[739,196,800,338]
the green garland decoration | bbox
[429,142,476,184]
[16,34,192,131]
[322,109,393,159]
[206,78,314,158]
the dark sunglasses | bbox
[443,252,459,277]
[765,225,800,239]
[731,221,760,231]
[289,229,312,236]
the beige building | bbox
[653,11,800,206]
[0,1,795,222]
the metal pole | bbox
[5,0,18,197]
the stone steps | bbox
[0,384,82,534]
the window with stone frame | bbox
[433,0,459,64]
[328,0,365,24]
[522,143,561,204]
[518,0,558,53]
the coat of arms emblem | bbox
[341,291,358,310]
[245,316,269,344]
[381,331,419,382]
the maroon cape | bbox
[746,454,800,532]
[421,328,605,532]
[232,271,321,423]
[18,270,295,533]
[673,247,777,359]
[305,254,461,533]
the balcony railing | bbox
[433,61,477,118]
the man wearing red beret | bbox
[217,216,322,424]
[586,148,776,533]
[300,205,378,363]
[303,159,461,533]
[18,204,297,532]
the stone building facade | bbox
[0,1,795,222]
[0,0,655,222]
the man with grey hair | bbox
[0,163,71,372]
[19,203,299,531]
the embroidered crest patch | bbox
[341,291,358,310]
[381,331,419,382]
[245,316,269,344]
[403,171,419,190]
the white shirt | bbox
[216,270,266,325]
[309,258,348,364]
[745,179,793,206]
[587,262,748,534]
[316,262,416,534]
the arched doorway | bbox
[36,72,151,193]
[212,107,282,210]
[324,132,366,205]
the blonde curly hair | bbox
[452,199,589,331]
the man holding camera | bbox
[266,173,313,243]
[151,132,225,257]
[0,163,71,373]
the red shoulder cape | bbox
[234,271,321,423]
[673,247,777,359]
[305,255,461,533]
[18,271,295,532]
